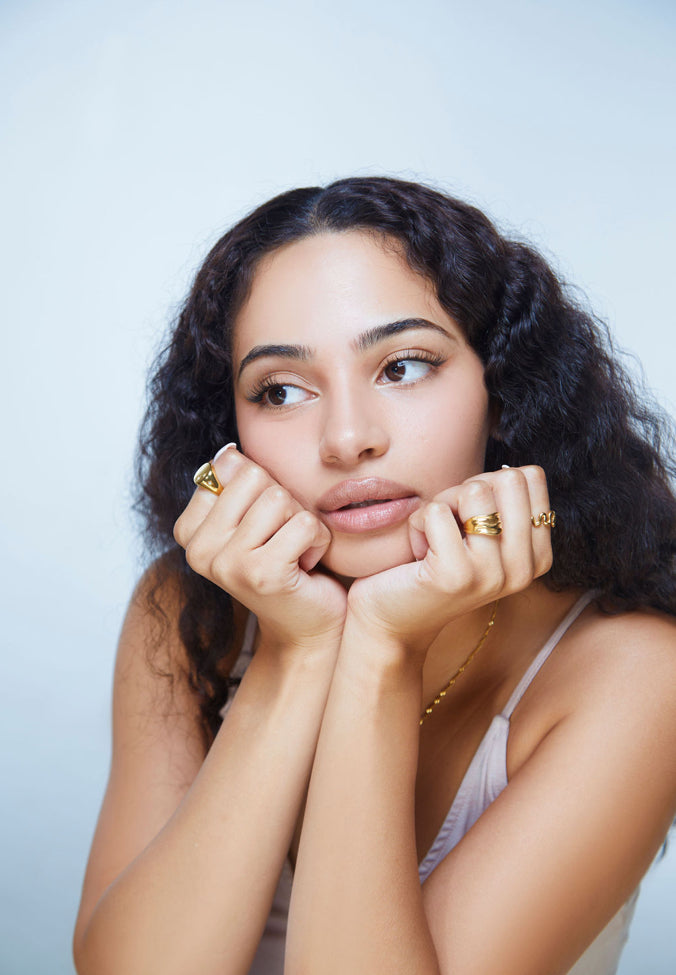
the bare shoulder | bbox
[115,562,195,723]
[546,603,676,812]
[561,603,676,714]
[510,598,676,780]
[115,559,244,744]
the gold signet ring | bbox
[531,510,556,528]
[193,462,223,496]
[463,512,502,536]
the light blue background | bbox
[1,2,674,973]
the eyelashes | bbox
[246,377,310,408]
[379,350,445,384]
[244,350,447,409]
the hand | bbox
[174,447,348,651]
[346,466,553,656]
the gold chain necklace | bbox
[419,601,499,726]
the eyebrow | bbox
[236,318,453,380]
[237,343,314,380]
[355,318,452,352]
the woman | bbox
[73,177,676,975]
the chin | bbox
[319,532,416,580]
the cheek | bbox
[398,382,490,479]
[236,414,314,499]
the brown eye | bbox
[381,358,437,385]
[252,383,312,408]
[384,360,407,381]
[264,385,288,406]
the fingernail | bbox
[214,442,238,460]
[501,464,511,469]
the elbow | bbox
[72,919,116,975]
[72,928,90,975]
[73,920,101,975]
[73,920,166,975]
[72,910,89,975]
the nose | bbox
[318,382,390,467]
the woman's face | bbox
[232,231,491,579]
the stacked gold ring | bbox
[463,512,502,536]
[193,461,223,496]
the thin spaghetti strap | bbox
[241,611,258,657]
[501,592,596,720]
[218,612,258,720]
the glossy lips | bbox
[317,478,419,533]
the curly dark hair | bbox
[135,176,676,741]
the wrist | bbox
[338,610,426,687]
[233,633,340,724]
[255,624,343,669]
[342,600,433,664]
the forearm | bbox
[286,618,441,975]
[76,644,337,975]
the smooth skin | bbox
[74,232,676,975]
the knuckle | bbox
[250,466,273,491]
[464,479,492,503]
[487,565,506,597]
[173,516,187,547]
[247,560,272,595]
[185,537,208,572]
[500,468,526,489]
[234,463,269,494]
[508,560,534,593]
[260,484,290,512]
[536,546,554,576]
[210,548,232,582]
[295,509,318,532]
[521,464,547,486]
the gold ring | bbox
[193,461,223,496]
[531,510,556,528]
[463,512,502,536]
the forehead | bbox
[233,231,450,355]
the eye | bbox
[380,354,442,385]
[248,381,312,408]
[261,384,307,407]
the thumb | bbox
[299,520,333,573]
[408,507,430,561]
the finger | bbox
[233,484,300,550]
[456,479,504,572]
[408,512,430,562]
[174,483,222,549]
[174,446,252,547]
[209,453,276,529]
[193,473,291,583]
[520,465,554,576]
[254,510,332,581]
[470,465,553,580]
[212,447,333,570]
[188,457,286,561]
[298,520,333,573]
[415,499,465,566]
[480,468,535,592]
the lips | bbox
[317,478,419,534]
[318,477,416,512]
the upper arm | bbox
[422,615,676,975]
[74,571,209,947]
